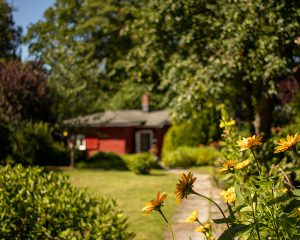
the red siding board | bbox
[98,139,126,154]
[86,138,98,149]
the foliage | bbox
[0,164,134,239]
[125,0,300,136]
[123,153,156,174]
[10,122,68,166]
[76,151,128,170]
[162,112,221,156]
[0,0,21,59]
[162,146,220,169]
[0,59,52,123]
[25,0,167,120]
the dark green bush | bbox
[76,151,128,170]
[123,153,156,174]
[10,122,69,166]
[162,146,220,168]
[0,164,134,239]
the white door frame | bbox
[135,130,153,153]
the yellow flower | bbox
[235,159,251,170]
[274,133,300,154]
[296,208,300,217]
[218,160,237,174]
[219,119,236,128]
[220,187,236,204]
[175,172,197,204]
[185,209,198,223]
[141,192,167,214]
[195,223,210,233]
[237,135,263,151]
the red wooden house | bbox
[64,108,171,157]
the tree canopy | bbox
[0,0,21,59]
[0,60,51,123]
[25,0,300,135]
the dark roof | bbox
[64,110,170,127]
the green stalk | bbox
[251,203,261,240]
[251,149,261,176]
[291,148,300,165]
[192,190,234,240]
[158,209,175,240]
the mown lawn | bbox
[67,169,179,240]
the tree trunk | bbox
[253,94,275,139]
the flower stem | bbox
[192,190,233,240]
[158,209,175,240]
[251,149,261,176]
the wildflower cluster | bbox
[141,125,300,239]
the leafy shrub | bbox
[162,114,221,156]
[162,146,220,168]
[0,164,134,239]
[76,151,128,170]
[10,122,69,166]
[195,146,220,165]
[123,153,156,174]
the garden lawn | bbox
[67,169,179,240]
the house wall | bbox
[74,125,170,157]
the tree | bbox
[0,59,52,123]
[25,0,166,120]
[0,0,21,59]
[125,0,300,137]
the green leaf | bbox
[292,189,300,197]
[234,183,245,204]
[267,194,293,206]
[212,216,235,224]
[218,224,253,240]
[283,199,300,213]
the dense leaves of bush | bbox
[76,151,128,170]
[123,153,156,174]
[162,146,220,168]
[10,122,69,166]
[162,115,220,156]
[0,164,134,239]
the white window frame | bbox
[75,134,86,151]
[135,130,153,153]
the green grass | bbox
[66,169,179,240]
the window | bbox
[135,130,153,153]
[75,134,86,151]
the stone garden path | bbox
[164,170,226,240]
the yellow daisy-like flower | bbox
[274,133,300,154]
[237,135,263,151]
[218,160,237,174]
[296,208,300,217]
[175,172,197,204]
[220,187,236,204]
[185,209,199,223]
[235,159,251,170]
[141,192,167,214]
[195,223,210,233]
